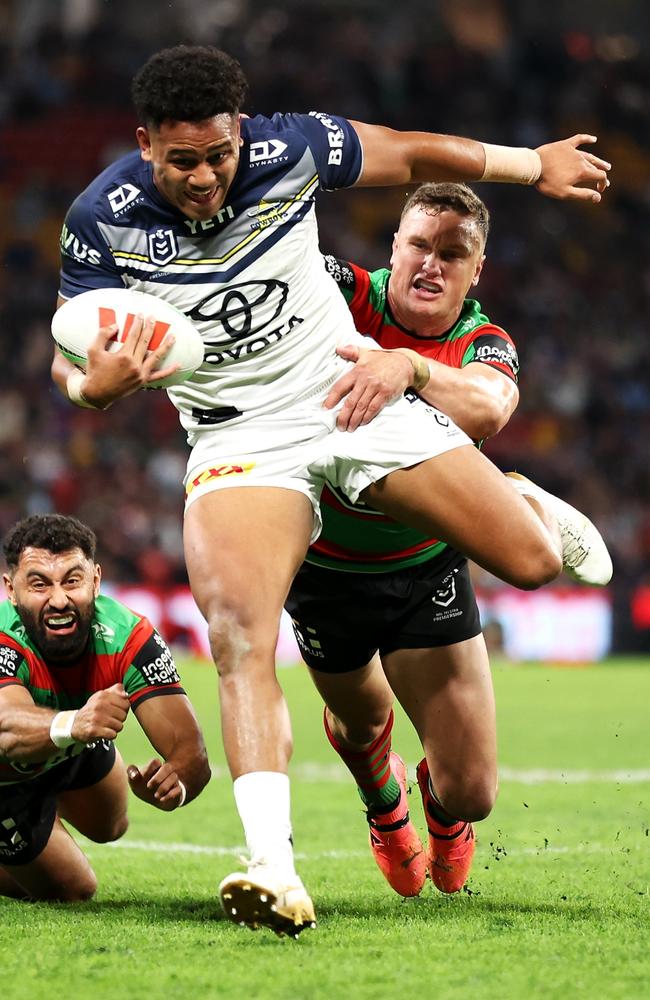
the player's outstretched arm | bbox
[0,682,129,762]
[129,694,210,810]
[51,297,179,410]
[350,122,610,202]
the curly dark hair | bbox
[401,182,490,246]
[132,45,248,128]
[3,515,97,570]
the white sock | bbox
[233,771,297,879]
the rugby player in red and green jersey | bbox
[287,182,612,898]
[0,514,210,902]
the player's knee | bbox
[507,546,562,591]
[87,812,129,844]
[206,602,276,674]
[331,713,388,749]
[66,873,97,902]
[36,870,98,903]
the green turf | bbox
[2,657,649,1000]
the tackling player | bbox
[0,514,210,902]
[287,182,611,898]
[50,45,611,935]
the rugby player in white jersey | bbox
[50,45,611,936]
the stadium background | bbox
[0,0,648,658]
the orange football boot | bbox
[366,752,427,897]
[416,758,475,894]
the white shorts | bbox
[184,389,471,542]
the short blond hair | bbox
[400,182,489,246]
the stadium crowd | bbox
[0,0,648,650]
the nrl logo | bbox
[148,228,178,266]
[431,574,457,608]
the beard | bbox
[16,599,96,663]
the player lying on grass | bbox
[0,514,210,902]
[51,45,611,936]
[287,182,612,897]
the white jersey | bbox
[58,112,365,440]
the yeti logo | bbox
[148,228,178,266]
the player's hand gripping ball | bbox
[51,287,204,388]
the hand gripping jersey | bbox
[58,113,364,440]
[308,259,520,573]
[0,594,184,785]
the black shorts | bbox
[0,740,116,866]
[286,551,482,673]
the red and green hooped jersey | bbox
[308,258,520,574]
[0,594,184,784]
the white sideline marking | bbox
[91,839,645,860]
[206,763,650,785]
[498,766,650,785]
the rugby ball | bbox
[51,287,204,389]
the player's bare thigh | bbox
[184,486,314,637]
[362,446,561,589]
[56,749,129,843]
[382,635,497,821]
[0,818,97,901]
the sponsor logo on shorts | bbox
[0,818,27,855]
[185,463,256,498]
[292,621,324,659]
[431,569,463,621]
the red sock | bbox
[324,709,401,813]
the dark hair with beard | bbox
[132,45,248,128]
[3,515,97,571]
[400,182,490,248]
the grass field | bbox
[2,656,649,1000]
